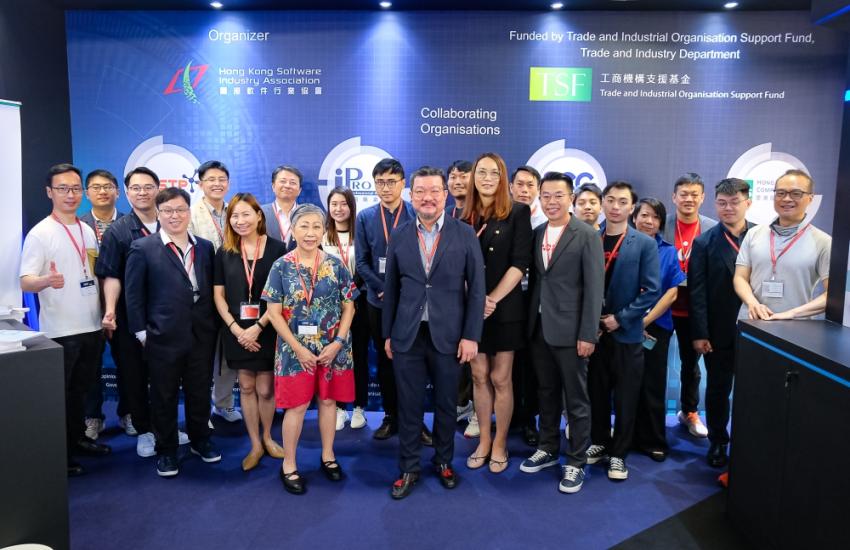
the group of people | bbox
[20,154,831,498]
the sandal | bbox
[489,453,510,474]
[466,452,490,470]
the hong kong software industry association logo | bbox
[164,61,209,104]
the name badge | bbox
[642,334,658,350]
[762,280,784,299]
[378,257,387,274]
[298,322,319,336]
[240,302,260,320]
[79,278,97,296]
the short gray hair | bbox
[290,203,326,227]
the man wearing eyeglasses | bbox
[125,187,220,477]
[261,165,302,252]
[20,163,111,476]
[80,169,125,442]
[733,169,831,323]
[188,160,243,425]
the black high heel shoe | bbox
[280,467,306,495]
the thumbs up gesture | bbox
[46,261,65,289]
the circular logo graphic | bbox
[124,136,202,204]
[318,137,403,214]
[727,143,822,225]
[526,139,608,189]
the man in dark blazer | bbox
[588,181,661,481]
[520,172,604,494]
[689,178,753,468]
[125,187,220,478]
[261,164,301,252]
[382,166,485,499]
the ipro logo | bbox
[529,67,592,102]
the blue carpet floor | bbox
[69,408,722,550]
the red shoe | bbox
[717,471,729,488]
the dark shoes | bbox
[391,472,419,499]
[190,440,222,463]
[522,424,539,448]
[74,436,111,457]
[647,449,667,462]
[67,459,84,476]
[156,454,179,477]
[373,415,398,440]
[436,464,457,489]
[421,424,434,447]
[280,468,306,495]
[707,443,729,468]
[321,459,344,482]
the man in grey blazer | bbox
[261,165,302,252]
[519,172,604,494]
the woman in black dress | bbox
[462,153,532,473]
[213,192,288,471]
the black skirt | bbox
[479,319,526,354]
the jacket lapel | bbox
[534,226,545,274]
[546,221,578,272]
[162,239,192,283]
[425,217,450,277]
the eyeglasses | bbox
[475,170,501,181]
[774,189,811,200]
[274,178,300,187]
[374,179,401,189]
[202,177,229,184]
[87,184,116,193]
[540,193,571,202]
[159,207,190,217]
[51,185,84,195]
[127,184,158,193]
[715,199,745,209]
[412,188,446,198]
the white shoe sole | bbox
[586,455,607,465]
[519,458,560,473]
[190,448,222,463]
[608,469,628,480]
[559,481,583,494]
[157,468,178,477]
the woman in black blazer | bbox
[462,152,532,473]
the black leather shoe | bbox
[523,424,539,448]
[280,468,306,495]
[156,454,179,477]
[436,464,457,489]
[321,459,344,481]
[373,415,398,440]
[648,450,667,463]
[421,424,434,447]
[391,472,419,499]
[67,460,85,476]
[707,443,729,468]
[74,436,111,456]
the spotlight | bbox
[723,2,739,8]
[210,1,223,8]
[379,1,392,8]
[551,2,564,9]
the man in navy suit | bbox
[125,187,220,478]
[587,181,661,481]
[382,166,485,499]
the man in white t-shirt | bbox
[20,163,111,476]
[734,169,831,321]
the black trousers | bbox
[512,346,539,428]
[367,303,398,417]
[457,363,472,407]
[530,318,590,467]
[53,331,104,454]
[147,335,215,455]
[673,314,701,413]
[346,293,370,409]
[108,325,151,434]
[704,347,736,445]
[634,324,672,453]
[394,323,459,473]
[588,332,644,459]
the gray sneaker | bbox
[608,457,628,480]
[559,465,585,493]
[586,444,607,465]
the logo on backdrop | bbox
[318,137,404,213]
[526,139,607,189]
[124,136,201,203]
[529,67,593,102]
[726,143,822,225]
[164,61,209,104]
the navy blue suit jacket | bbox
[599,227,661,344]
[124,232,217,358]
[355,201,416,308]
[382,214,485,355]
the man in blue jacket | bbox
[587,181,661,481]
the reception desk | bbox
[730,319,850,549]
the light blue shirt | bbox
[416,210,446,322]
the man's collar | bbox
[417,210,446,232]
[160,230,196,247]
[203,197,226,215]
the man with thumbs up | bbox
[20,163,111,476]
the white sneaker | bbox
[178,430,190,445]
[678,410,709,438]
[119,414,138,436]
[137,432,156,458]
[336,408,349,431]
[350,407,367,429]
[85,418,104,440]
[464,412,480,438]
[456,401,474,422]
[213,407,243,423]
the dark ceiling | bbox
[51,0,812,11]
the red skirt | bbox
[274,366,354,409]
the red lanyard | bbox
[723,231,740,253]
[167,242,195,276]
[274,202,295,243]
[530,204,539,218]
[91,211,114,243]
[602,229,627,274]
[336,234,352,272]
[205,202,224,244]
[770,225,809,275]
[471,212,488,237]
[295,250,321,307]
[451,205,458,218]
[675,219,701,264]
[416,228,442,273]
[52,214,89,275]
[140,225,151,236]
[543,221,568,265]
[241,235,265,299]
[380,204,404,247]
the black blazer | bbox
[688,222,753,350]
[475,202,532,323]
[527,217,604,346]
[124,232,217,359]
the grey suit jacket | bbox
[661,213,718,250]
[261,202,296,252]
[527,217,605,347]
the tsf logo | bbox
[124,136,201,204]
[164,61,209,104]
[529,67,593,102]
[318,137,401,214]
[526,139,607,189]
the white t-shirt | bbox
[322,231,356,276]
[20,216,101,338]
[736,222,831,319]
[541,223,567,270]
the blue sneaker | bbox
[559,465,585,493]
[520,450,559,473]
